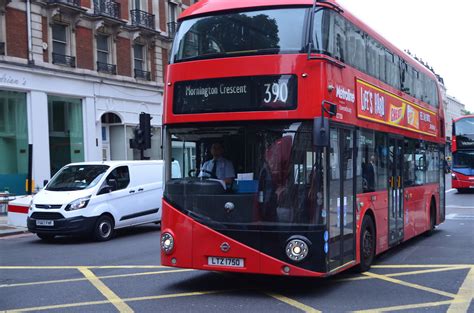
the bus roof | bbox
[179,0,438,82]
[180,0,315,19]
[453,115,474,123]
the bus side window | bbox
[333,14,346,62]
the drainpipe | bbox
[26,0,33,64]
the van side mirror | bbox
[43,179,49,187]
[98,185,113,195]
[313,117,329,147]
[98,178,118,195]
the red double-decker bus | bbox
[451,115,474,192]
[160,0,446,276]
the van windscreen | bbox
[46,165,109,191]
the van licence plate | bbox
[36,220,54,226]
[207,256,244,268]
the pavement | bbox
[0,214,29,238]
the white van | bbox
[27,161,163,241]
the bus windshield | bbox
[171,8,308,63]
[454,117,474,136]
[46,165,109,191]
[164,121,325,229]
[453,151,474,169]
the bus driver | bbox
[199,142,235,184]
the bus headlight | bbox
[452,173,457,180]
[285,237,310,262]
[161,232,174,254]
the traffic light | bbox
[129,113,152,151]
[139,112,152,150]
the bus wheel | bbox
[37,233,55,241]
[357,215,375,272]
[93,215,114,241]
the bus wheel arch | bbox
[426,196,436,236]
[357,210,376,272]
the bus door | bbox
[388,137,404,246]
[328,127,356,271]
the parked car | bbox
[27,161,164,241]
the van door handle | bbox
[138,188,144,192]
[129,190,135,193]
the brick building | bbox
[0,0,196,195]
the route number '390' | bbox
[263,82,289,103]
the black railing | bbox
[52,53,76,67]
[97,61,117,74]
[93,0,121,20]
[167,22,177,38]
[0,42,5,56]
[134,69,151,81]
[131,9,155,29]
[47,0,81,7]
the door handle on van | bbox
[138,188,144,192]
[129,190,136,193]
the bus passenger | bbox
[199,142,235,184]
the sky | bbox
[336,0,474,112]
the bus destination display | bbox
[173,75,297,114]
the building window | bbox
[48,96,84,176]
[97,34,109,64]
[0,91,28,195]
[52,24,67,56]
[0,12,6,55]
[134,44,144,71]
[133,43,150,80]
[167,2,178,37]
[96,34,116,74]
[51,24,75,67]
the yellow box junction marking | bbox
[78,267,133,313]
[0,268,193,289]
[447,266,474,313]
[266,292,321,313]
[0,264,472,313]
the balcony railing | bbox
[134,69,151,81]
[93,0,120,20]
[97,61,117,75]
[0,42,5,56]
[47,0,81,7]
[131,9,155,29]
[52,53,76,67]
[167,22,177,38]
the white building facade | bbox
[0,63,162,196]
[0,0,199,196]
[445,95,466,141]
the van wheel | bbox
[356,215,375,272]
[93,215,114,241]
[37,233,55,241]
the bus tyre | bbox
[37,233,55,241]
[357,215,375,272]
[93,215,114,241]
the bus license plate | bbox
[36,220,54,226]
[207,257,244,268]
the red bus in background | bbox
[160,0,446,276]
[451,115,474,192]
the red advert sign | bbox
[356,80,437,136]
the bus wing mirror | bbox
[313,117,329,147]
